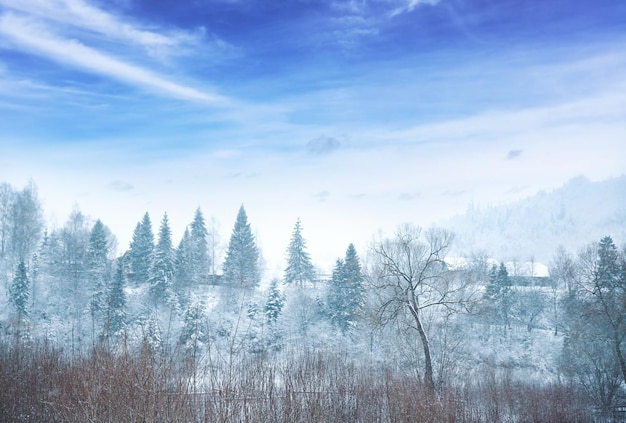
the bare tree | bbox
[368,224,473,390]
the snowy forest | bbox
[1,180,625,422]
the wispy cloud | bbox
[390,0,439,17]
[108,180,134,192]
[306,136,341,155]
[0,13,226,103]
[506,149,523,160]
[0,0,212,60]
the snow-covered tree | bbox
[179,303,205,356]
[88,219,110,319]
[483,262,514,328]
[284,219,315,286]
[128,212,154,285]
[10,260,30,318]
[149,213,176,304]
[326,244,365,334]
[222,205,260,289]
[190,208,209,284]
[0,182,15,258]
[265,278,285,325]
[107,259,127,340]
[9,181,43,264]
[175,227,193,290]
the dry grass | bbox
[0,340,597,422]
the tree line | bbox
[1,180,625,413]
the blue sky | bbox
[1,0,625,274]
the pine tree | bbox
[149,213,176,304]
[327,258,347,331]
[326,244,365,334]
[284,219,315,286]
[175,227,193,290]
[179,303,205,356]
[190,208,209,284]
[222,205,260,288]
[10,260,30,318]
[128,212,154,284]
[265,278,285,325]
[107,259,127,339]
[88,219,109,318]
[343,243,365,325]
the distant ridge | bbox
[443,175,626,262]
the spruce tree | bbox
[10,260,30,318]
[190,208,209,284]
[107,259,127,339]
[326,244,365,334]
[88,219,109,318]
[327,258,347,331]
[265,278,285,325]
[149,213,176,303]
[343,243,365,325]
[222,205,260,288]
[175,227,193,290]
[284,219,315,286]
[128,212,154,284]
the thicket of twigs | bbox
[0,340,597,423]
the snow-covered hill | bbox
[442,174,626,262]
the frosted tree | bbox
[326,258,347,330]
[10,182,43,264]
[265,278,285,325]
[284,219,315,286]
[369,225,467,391]
[128,212,154,285]
[0,182,15,258]
[10,260,30,319]
[326,244,365,334]
[57,208,91,307]
[107,259,127,339]
[179,303,205,356]
[88,220,110,320]
[561,236,626,409]
[222,205,260,289]
[175,227,193,290]
[190,208,209,284]
[483,262,514,328]
[149,213,176,304]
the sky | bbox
[1,0,625,275]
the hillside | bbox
[443,175,626,262]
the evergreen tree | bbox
[190,208,209,284]
[284,219,315,286]
[128,212,154,284]
[484,262,514,328]
[10,260,30,318]
[343,243,365,324]
[149,213,176,303]
[222,205,260,288]
[179,303,205,356]
[175,227,193,290]
[326,244,366,334]
[88,219,109,318]
[107,259,127,339]
[484,264,500,302]
[265,278,285,325]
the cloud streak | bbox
[0,13,226,103]
[0,0,205,59]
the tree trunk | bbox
[615,338,626,385]
[409,304,435,391]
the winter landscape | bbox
[1,0,625,421]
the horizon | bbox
[1,0,625,275]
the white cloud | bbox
[0,0,207,59]
[0,13,227,103]
[390,0,439,17]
